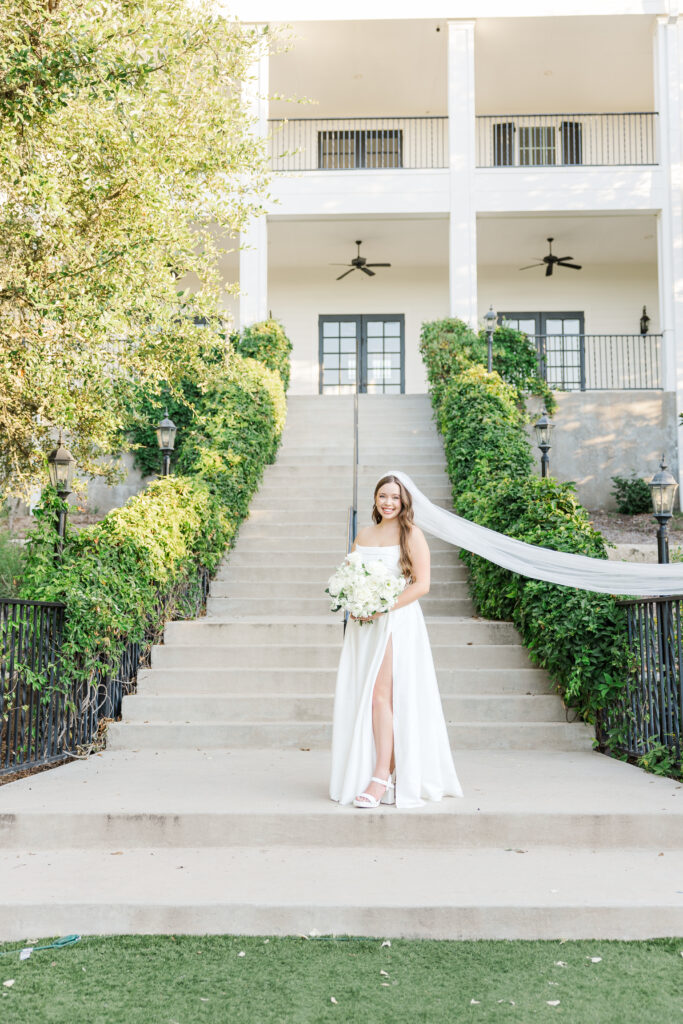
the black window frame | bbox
[318,314,405,394]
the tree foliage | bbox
[0,0,275,495]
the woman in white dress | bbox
[329,474,464,809]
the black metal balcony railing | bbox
[477,112,658,168]
[268,117,448,171]
[535,334,662,391]
[597,596,682,762]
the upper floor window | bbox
[492,120,583,167]
[317,129,403,170]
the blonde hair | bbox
[372,475,415,581]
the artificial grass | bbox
[0,934,681,1024]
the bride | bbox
[329,474,464,809]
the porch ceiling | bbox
[268,216,448,269]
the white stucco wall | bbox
[268,264,449,393]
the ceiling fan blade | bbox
[519,263,544,271]
[365,263,391,268]
[360,266,375,276]
[556,256,573,263]
[329,263,351,266]
[545,262,553,277]
[336,268,356,280]
[558,262,582,270]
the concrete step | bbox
[210,580,471,600]
[120,694,569,724]
[1,750,680,853]
[214,564,469,584]
[206,597,475,617]
[136,666,554,697]
[106,720,593,751]
[3,844,681,940]
[163,619,519,647]
[151,643,534,671]
[230,537,460,555]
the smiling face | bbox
[374,481,402,522]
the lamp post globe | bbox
[648,456,679,564]
[533,409,554,479]
[155,410,177,477]
[484,305,497,373]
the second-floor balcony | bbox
[268,112,658,172]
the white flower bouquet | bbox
[325,551,407,624]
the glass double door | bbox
[501,311,585,390]
[319,315,405,394]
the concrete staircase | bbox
[0,394,681,941]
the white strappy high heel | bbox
[353,776,394,808]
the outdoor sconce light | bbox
[156,409,177,477]
[534,409,554,479]
[47,432,76,555]
[640,305,650,336]
[484,305,497,373]
[648,456,679,564]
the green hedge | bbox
[420,319,628,730]
[232,319,293,392]
[21,350,287,691]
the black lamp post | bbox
[648,456,679,564]
[156,409,177,476]
[534,409,554,478]
[47,433,76,556]
[484,305,497,373]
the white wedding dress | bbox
[329,543,464,808]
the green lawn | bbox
[1,935,681,1024]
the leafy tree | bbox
[0,0,275,496]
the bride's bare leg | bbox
[358,636,394,803]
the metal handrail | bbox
[343,390,359,635]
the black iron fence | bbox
[268,117,448,171]
[0,567,210,777]
[535,334,662,391]
[477,112,658,167]
[598,596,683,762]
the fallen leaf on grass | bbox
[381,983,390,988]
[470,999,480,1005]
[554,961,568,967]
[330,997,338,1005]
[547,1000,560,1006]
[587,956,602,963]
[200,997,209,1002]
[238,951,245,958]
[381,940,391,948]
[380,970,389,977]
[3,981,14,988]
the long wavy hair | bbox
[372,475,415,581]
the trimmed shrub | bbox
[21,348,288,692]
[611,474,652,515]
[233,319,293,391]
[420,317,628,727]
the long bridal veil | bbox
[389,470,683,598]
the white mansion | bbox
[217,0,683,505]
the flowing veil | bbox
[389,470,683,598]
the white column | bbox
[447,20,477,327]
[239,43,269,329]
[654,14,683,494]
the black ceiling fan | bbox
[519,237,582,277]
[330,240,391,280]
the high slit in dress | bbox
[329,543,464,808]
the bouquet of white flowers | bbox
[325,551,407,624]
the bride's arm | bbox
[389,528,430,611]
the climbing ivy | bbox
[420,318,630,736]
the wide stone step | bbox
[120,693,568,724]
[2,750,680,853]
[136,666,554,697]
[215,564,469,584]
[231,537,460,555]
[151,643,533,671]
[206,597,475,617]
[3,844,680,940]
[163,619,519,646]
[210,580,471,600]
[106,720,593,751]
